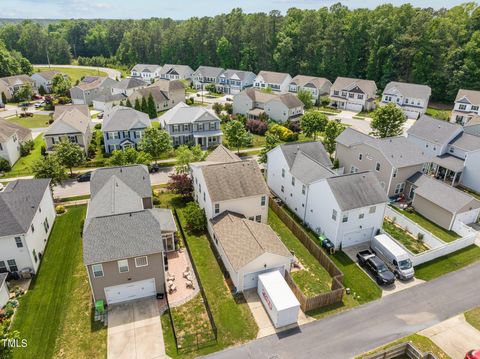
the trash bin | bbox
[95,300,105,314]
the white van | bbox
[371,234,414,280]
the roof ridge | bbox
[242,219,267,252]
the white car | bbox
[34,102,45,108]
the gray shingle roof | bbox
[280,141,332,169]
[45,108,91,136]
[431,154,465,173]
[383,81,431,100]
[102,106,151,132]
[128,85,170,105]
[335,127,372,147]
[407,115,462,145]
[90,165,151,199]
[449,132,480,152]
[92,93,127,103]
[220,69,255,81]
[0,75,33,87]
[160,64,194,77]
[0,179,51,237]
[83,209,167,265]
[53,104,90,121]
[193,66,225,79]
[257,71,290,84]
[290,75,332,92]
[161,102,220,125]
[408,173,480,214]
[201,160,268,202]
[34,70,60,81]
[326,172,388,211]
[211,212,292,271]
[455,89,480,104]
[131,64,162,73]
[290,151,335,184]
[205,145,240,163]
[331,77,377,96]
[275,93,304,108]
[114,77,147,90]
[0,118,32,143]
[152,208,177,232]
[151,79,185,92]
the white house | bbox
[160,64,194,81]
[254,71,292,93]
[450,89,480,126]
[0,119,33,166]
[289,75,332,104]
[0,179,56,274]
[192,66,225,90]
[130,64,162,82]
[330,77,377,112]
[31,70,64,93]
[381,81,431,119]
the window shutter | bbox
[106,132,109,140]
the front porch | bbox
[247,108,265,120]
[428,155,464,186]
[193,131,223,149]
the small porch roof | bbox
[248,108,265,116]
[193,130,223,138]
[432,154,465,173]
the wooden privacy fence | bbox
[269,198,345,312]
[362,342,438,359]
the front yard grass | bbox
[268,209,331,296]
[6,134,44,178]
[414,245,480,281]
[35,66,108,83]
[11,205,107,359]
[383,220,429,254]
[390,206,460,243]
[465,307,480,331]
[426,107,451,121]
[6,114,51,128]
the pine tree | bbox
[147,94,157,119]
[141,97,148,114]
[125,98,133,108]
[134,98,141,111]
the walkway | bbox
[204,261,480,359]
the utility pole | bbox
[46,49,51,68]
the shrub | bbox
[87,144,96,159]
[269,123,298,142]
[152,197,160,205]
[183,202,206,232]
[55,205,66,214]
[0,158,11,172]
[212,102,223,115]
[333,158,339,169]
[246,119,268,135]
[20,140,34,157]
[41,145,47,157]
[223,102,233,114]
[94,123,102,130]
[417,233,424,241]
[286,120,301,133]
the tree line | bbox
[2,3,480,102]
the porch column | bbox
[452,171,458,186]
[443,169,448,182]
[194,137,198,146]
[435,164,440,177]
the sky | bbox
[0,0,470,19]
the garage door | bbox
[104,278,156,305]
[342,227,374,247]
[243,267,284,291]
[346,103,363,112]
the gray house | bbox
[288,75,332,104]
[216,69,257,95]
[192,66,225,90]
[83,165,177,305]
[70,76,117,106]
[161,102,222,148]
[102,106,151,153]
[31,70,64,93]
[160,64,194,81]
[381,82,431,119]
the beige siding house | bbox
[128,80,185,112]
[330,77,377,112]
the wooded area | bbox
[1,3,480,101]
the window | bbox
[281,185,284,193]
[342,214,349,223]
[333,90,339,96]
[203,192,206,201]
[348,93,354,98]
[357,94,364,100]
[118,259,129,273]
[255,215,261,222]
[0,261,6,273]
[215,203,220,214]
[92,264,104,278]
[369,206,376,214]
[33,250,38,263]
[31,224,35,233]
[302,185,306,195]
[135,256,148,267]
[281,169,285,178]
[43,218,49,233]
[248,216,254,221]
[472,105,479,111]
[0,143,2,151]
[7,259,18,272]
[291,177,295,186]
[261,196,266,206]
[392,168,398,178]
[350,166,358,174]
[375,162,381,172]
[358,153,363,161]
[109,132,120,140]
[459,104,467,110]
[359,213,365,219]
[198,183,201,193]
[394,182,405,195]
[15,237,23,248]
[332,209,337,221]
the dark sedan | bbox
[77,172,92,182]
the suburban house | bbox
[233,88,304,123]
[31,70,64,93]
[267,141,387,248]
[91,93,127,112]
[450,89,480,126]
[111,77,148,97]
[465,118,480,137]
[288,75,332,104]
[160,102,222,148]
[405,172,480,230]
[83,165,177,305]
[216,69,256,95]
[407,115,480,192]
[128,80,185,112]
[381,81,431,119]
[335,128,431,197]
[160,64,194,81]
[253,71,292,93]
[44,104,93,154]
[0,119,32,166]
[0,75,36,102]
[0,274,8,309]
[70,76,117,106]
[192,66,225,90]
[191,145,293,292]
[330,77,377,112]
[0,179,55,275]
[130,64,162,82]
[102,106,151,153]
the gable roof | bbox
[33,70,60,81]
[290,75,331,91]
[193,66,225,79]
[241,88,277,103]
[0,118,32,143]
[408,173,480,214]
[407,115,462,145]
[273,93,304,109]
[151,79,185,92]
[280,141,332,169]
[335,127,371,147]
[53,104,90,121]
[449,132,480,152]
[160,64,194,77]
[0,75,33,87]
[128,85,169,105]
[383,81,431,100]
[331,77,377,96]
[201,160,268,202]
[291,151,335,184]
[74,76,116,91]
[455,89,480,105]
[102,106,150,132]
[326,172,388,211]
[210,211,292,271]
[205,145,240,163]
[45,108,91,136]
[0,179,51,237]
[114,77,147,90]
[221,69,256,81]
[161,102,220,125]
[131,64,161,73]
[90,165,151,199]
[257,71,290,84]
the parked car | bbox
[357,250,395,286]
[77,172,92,182]
[0,103,5,109]
[466,350,480,359]
[148,163,160,173]
[371,234,414,280]
[34,102,45,108]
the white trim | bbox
[92,263,104,278]
[117,259,129,273]
[135,256,149,268]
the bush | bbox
[55,205,66,214]
[183,202,206,232]
[417,233,424,241]
[20,140,34,157]
[41,145,47,157]
[94,123,102,130]
[152,197,160,205]
[87,144,96,159]
[223,102,233,114]
[269,123,298,142]
[0,158,11,172]
[286,120,301,133]
[246,119,268,135]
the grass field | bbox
[6,134,44,177]
[426,107,451,121]
[6,114,51,128]
[383,220,429,254]
[11,206,107,359]
[465,307,480,331]
[34,66,107,83]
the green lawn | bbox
[426,107,451,121]
[415,245,480,281]
[268,209,332,296]
[6,134,44,177]
[11,206,107,359]
[57,194,91,202]
[390,206,460,243]
[465,307,480,331]
[6,114,51,128]
[383,220,429,254]
[357,334,451,359]
[34,66,108,83]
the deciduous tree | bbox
[370,103,406,138]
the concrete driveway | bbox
[420,315,480,358]
[108,298,166,359]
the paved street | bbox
[205,261,480,359]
